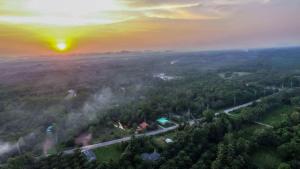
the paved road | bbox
[254,121,273,128]
[64,123,179,154]
[224,99,261,114]
[216,98,274,128]
[219,88,287,116]
[64,96,275,154]
[215,99,261,116]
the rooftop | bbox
[157,117,169,124]
[141,152,161,161]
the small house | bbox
[137,122,149,132]
[157,117,169,125]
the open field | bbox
[260,105,294,126]
[94,144,123,163]
[93,129,178,163]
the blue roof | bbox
[157,117,169,124]
[141,152,160,161]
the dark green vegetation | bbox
[1,47,300,168]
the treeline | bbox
[99,74,267,128]
[238,89,300,123]
[0,150,98,169]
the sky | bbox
[0,0,299,56]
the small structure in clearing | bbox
[157,117,170,125]
[82,150,97,162]
[165,138,174,144]
[141,151,161,161]
[113,121,125,130]
[137,122,149,132]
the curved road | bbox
[64,96,275,154]
[64,124,179,154]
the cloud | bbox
[0,15,134,26]
[0,0,275,26]
[204,0,271,5]
[144,10,221,20]
[121,0,274,20]
[125,2,201,11]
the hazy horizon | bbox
[0,0,299,56]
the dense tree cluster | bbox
[99,74,267,127]
[1,150,97,169]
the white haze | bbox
[0,141,15,156]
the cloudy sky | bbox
[0,0,299,56]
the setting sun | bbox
[56,42,67,51]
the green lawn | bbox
[93,130,177,163]
[92,127,132,143]
[259,105,293,126]
[229,109,243,116]
[94,144,123,163]
[251,149,282,169]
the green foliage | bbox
[278,163,291,169]
[94,144,122,163]
[289,111,300,124]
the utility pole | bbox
[234,95,236,106]
[17,137,24,155]
[253,89,257,96]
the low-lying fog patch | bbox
[153,73,179,81]
[65,89,77,100]
[219,72,252,79]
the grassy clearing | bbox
[251,149,282,169]
[229,109,243,116]
[259,105,293,126]
[94,144,123,163]
[93,130,177,163]
[92,127,132,143]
